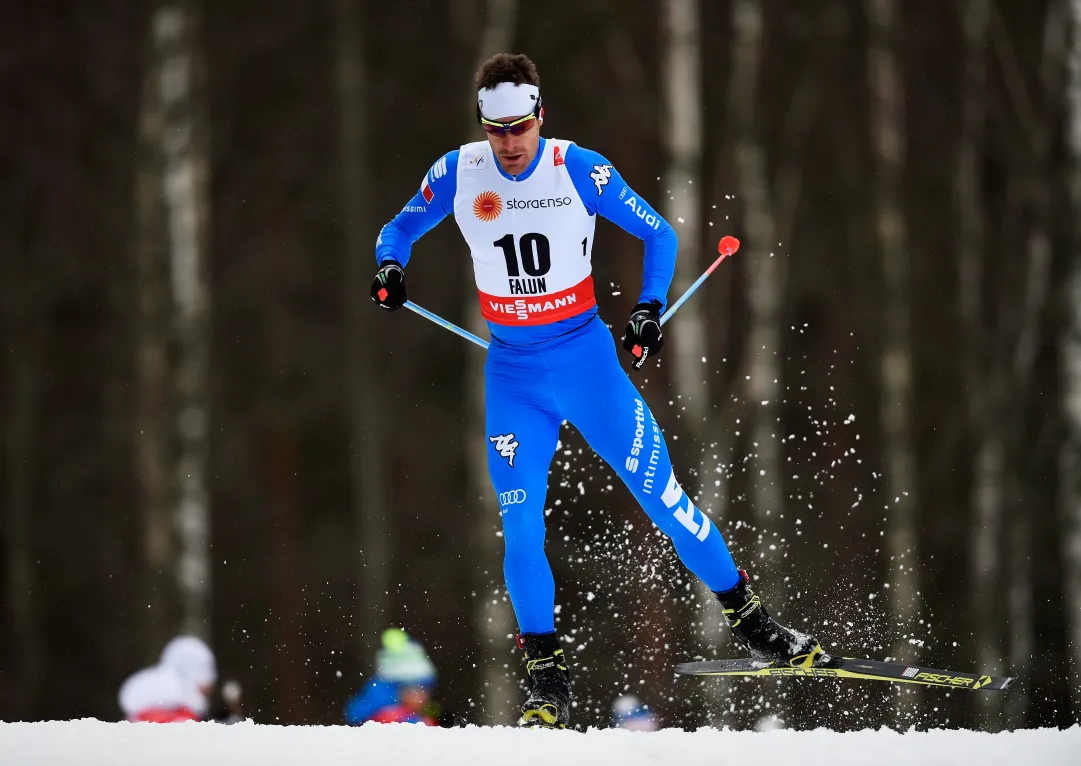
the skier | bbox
[344,629,439,726]
[118,635,217,723]
[371,52,820,729]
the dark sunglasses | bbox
[480,112,538,137]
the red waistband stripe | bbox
[479,276,596,325]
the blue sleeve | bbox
[375,151,459,268]
[564,144,678,310]
[343,679,399,725]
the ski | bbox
[675,656,1013,691]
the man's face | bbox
[400,685,431,712]
[485,114,542,176]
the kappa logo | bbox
[499,489,527,506]
[590,164,613,195]
[489,433,519,466]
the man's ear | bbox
[539,106,545,123]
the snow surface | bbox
[1,720,1078,766]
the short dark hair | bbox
[475,53,540,91]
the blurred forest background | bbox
[3,0,1081,732]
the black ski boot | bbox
[715,569,824,668]
[518,632,572,729]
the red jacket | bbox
[135,707,200,723]
[369,705,436,726]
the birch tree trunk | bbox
[956,0,1004,724]
[135,3,178,657]
[157,2,213,638]
[457,0,519,725]
[866,0,919,722]
[730,0,787,583]
[664,0,708,456]
[335,0,388,663]
[1005,2,1067,727]
[1062,0,1081,722]
[663,0,728,722]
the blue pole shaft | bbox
[659,250,732,327]
[404,300,490,350]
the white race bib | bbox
[453,139,597,325]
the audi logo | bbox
[499,489,527,506]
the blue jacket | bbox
[375,138,677,345]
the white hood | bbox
[117,665,208,719]
[159,635,216,688]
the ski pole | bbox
[659,235,740,327]
[403,235,739,348]
[404,300,491,350]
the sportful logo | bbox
[498,489,527,506]
[641,410,662,494]
[420,156,447,204]
[625,398,647,473]
[553,145,565,166]
[590,164,612,195]
[473,191,503,222]
[622,196,661,230]
[660,470,712,541]
[489,433,519,466]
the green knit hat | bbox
[375,628,437,685]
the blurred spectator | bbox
[611,694,659,731]
[208,679,246,724]
[118,635,217,723]
[344,629,438,726]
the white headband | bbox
[477,82,540,121]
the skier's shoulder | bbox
[562,142,612,174]
[411,149,460,213]
[562,143,618,189]
[422,149,460,188]
[560,142,622,210]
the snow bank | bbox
[1,720,1077,766]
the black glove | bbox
[371,260,406,310]
[622,299,664,371]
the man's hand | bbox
[371,260,407,310]
[622,300,664,371]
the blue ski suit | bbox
[376,137,741,633]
